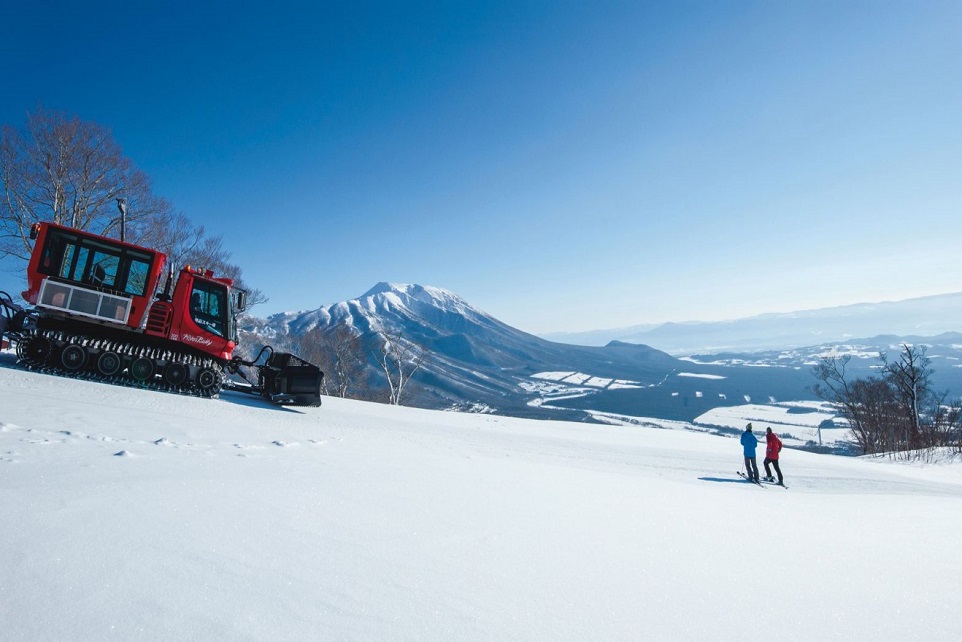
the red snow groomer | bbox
[0,222,323,406]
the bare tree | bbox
[879,344,932,448]
[295,324,366,398]
[812,355,897,455]
[372,330,426,405]
[1,107,169,259]
[854,376,901,454]
[812,354,873,451]
[0,108,266,309]
[928,393,962,455]
[813,344,960,456]
[327,325,367,399]
[144,212,267,309]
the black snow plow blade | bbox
[226,347,324,407]
[257,352,324,407]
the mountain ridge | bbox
[541,291,962,353]
[248,283,686,419]
[244,284,962,425]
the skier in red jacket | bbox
[764,427,784,485]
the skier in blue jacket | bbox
[741,423,760,482]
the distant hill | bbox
[238,283,962,427]
[542,292,962,354]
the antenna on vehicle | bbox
[161,263,174,301]
[115,198,127,243]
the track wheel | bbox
[60,344,88,371]
[21,336,52,365]
[130,357,155,382]
[163,362,188,386]
[196,367,219,391]
[97,351,123,377]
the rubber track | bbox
[13,329,224,399]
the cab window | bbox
[189,283,227,338]
[123,254,152,296]
[38,228,155,297]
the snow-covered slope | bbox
[2,358,961,640]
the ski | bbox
[736,471,765,487]
[762,480,789,489]
[756,476,789,488]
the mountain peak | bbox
[358,283,467,309]
[361,282,400,297]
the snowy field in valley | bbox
[2,356,962,641]
[694,401,853,448]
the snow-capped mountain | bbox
[253,282,687,419]
[268,283,525,358]
[246,283,824,422]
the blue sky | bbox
[2,1,961,334]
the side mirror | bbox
[29,223,40,240]
[234,289,248,313]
